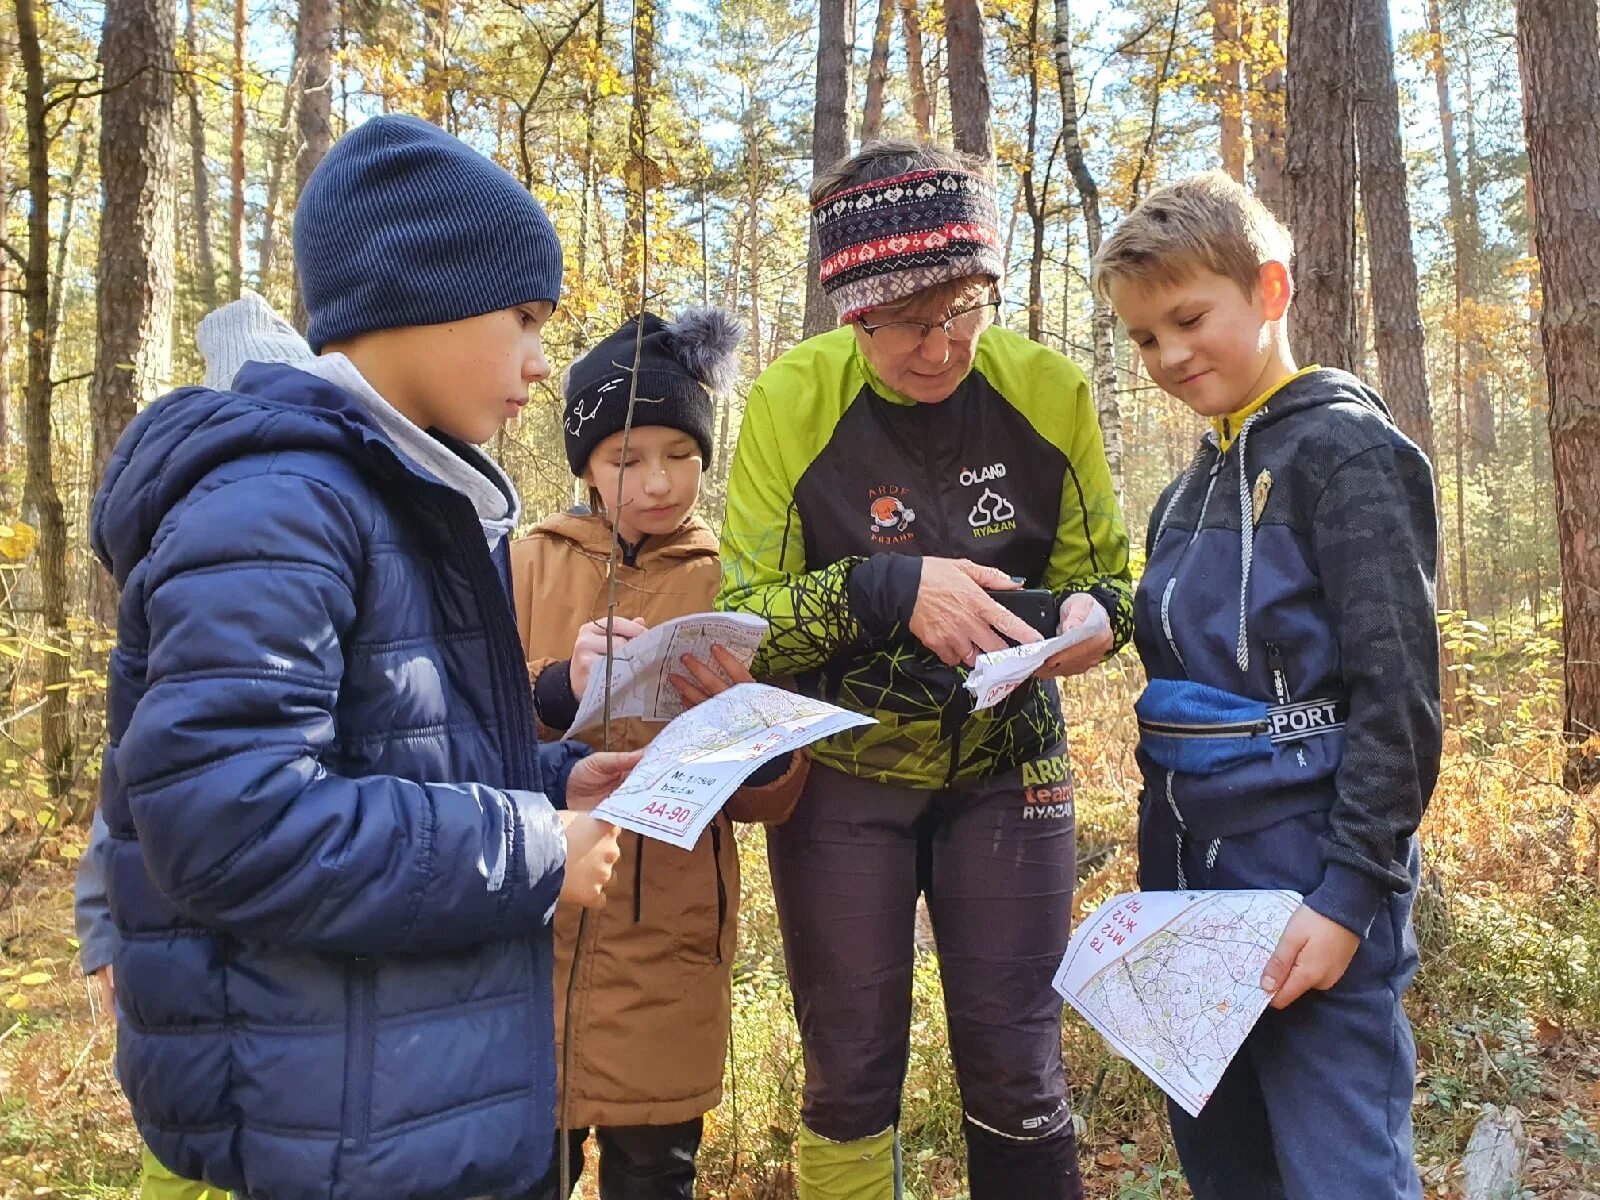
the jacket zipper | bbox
[1266,642,1291,703]
[1138,717,1270,738]
[339,958,378,1154]
[709,823,728,965]
[1265,641,1309,766]
[633,833,645,924]
[1159,453,1223,674]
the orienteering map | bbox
[592,682,875,850]
[1053,889,1301,1117]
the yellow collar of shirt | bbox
[1212,364,1321,451]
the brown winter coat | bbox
[510,512,807,1127]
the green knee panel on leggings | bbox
[797,1124,903,1200]
[139,1145,229,1200]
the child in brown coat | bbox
[511,309,807,1200]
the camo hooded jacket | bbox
[1133,367,1443,938]
[717,324,1133,788]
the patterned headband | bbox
[812,168,1005,324]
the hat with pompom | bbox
[561,308,742,474]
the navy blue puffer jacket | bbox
[91,361,585,1200]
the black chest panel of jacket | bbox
[795,374,1064,584]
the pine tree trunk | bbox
[47,136,91,371]
[1352,0,1449,618]
[0,41,12,484]
[804,0,853,339]
[862,0,894,141]
[1021,0,1044,341]
[16,0,72,795]
[1210,0,1246,180]
[230,0,246,302]
[92,0,176,630]
[577,0,604,293]
[747,153,764,376]
[1353,0,1431,461]
[1128,0,1182,205]
[293,0,335,331]
[1425,0,1487,479]
[900,0,931,137]
[256,46,302,290]
[183,0,217,312]
[1245,0,1287,220]
[1515,0,1600,791]
[946,0,994,166]
[623,0,655,312]
[1457,27,1495,463]
[744,102,765,374]
[422,0,449,125]
[1054,0,1121,501]
[1285,0,1357,372]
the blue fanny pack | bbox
[1136,678,1347,776]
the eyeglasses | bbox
[857,298,1001,356]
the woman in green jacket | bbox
[717,140,1133,1200]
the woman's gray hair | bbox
[808,139,991,208]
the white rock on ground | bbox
[1460,1104,1528,1200]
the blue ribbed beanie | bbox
[294,115,563,352]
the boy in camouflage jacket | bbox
[1095,171,1442,1200]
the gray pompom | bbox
[666,306,744,397]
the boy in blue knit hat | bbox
[90,115,640,1200]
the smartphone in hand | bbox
[984,587,1057,642]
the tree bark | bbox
[577,0,604,291]
[747,142,764,375]
[422,0,449,126]
[46,135,91,373]
[183,0,217,312]
[1426,0,1494,467]
[230,0,246,301]
[1515,0,1600,790]
[622,0,655,312]
[1210,0,1246,180]
[1053,0,1121,500]
[1352,0,1431,462]
[862,0,894,141]
[0,37,12,483]
[15,0,72,794]
[900,0,931,137]
[1285,0,1357,372]
[1352,0,1449,619]
[92,0,177,629]
[1019,0,1054,344]
[804,0,854,339]
[1245,0,1287,220]
[1128,0,1182,205]
[946,0,993,166]
[293,0,335,331]
[255,46,302,290]
[1457,25,1495,462]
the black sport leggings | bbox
[767,749,1085,1200]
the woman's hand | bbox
[1034,593,1114,679]
[669,644,755,707]
[908,558,1042,667]
[570,617,649,697]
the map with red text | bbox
[1054,890,1301,1117]
[592,683,874,850]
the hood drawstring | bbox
[1232,409,1268,673]
[1153,441,1211,551]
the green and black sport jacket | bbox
[717,324,1133,787]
